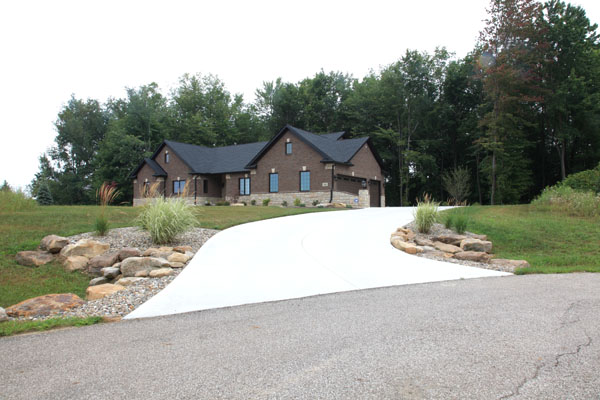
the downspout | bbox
[329,164,335,203]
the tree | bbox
[36,181,54,205]
[442,167,471,203]
[0,180,11,192]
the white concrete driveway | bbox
[126,207,510,319]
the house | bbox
[130,125,385,207]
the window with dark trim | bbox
[285,142,292,155]
[203,179,208,194]
[173,180,186,195]
[239,178,251,195]
[300,171,310,191]
[269,173,279,193]
[165,152,170,163]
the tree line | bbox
[31,0,600,206]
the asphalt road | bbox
[1,274,599,399]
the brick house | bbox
[130,125,385,207]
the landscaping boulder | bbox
[173,245,193,254]
[116,277,146,286]
[135,270,149,277]
[89,277,109,286]
[454,251,491,263]
[0,307,7,322]
[5,293,84,318]
[168,252,191,264]
[118,247,141,261]
[460,238,493,253]
[87,252,120,276]
[414,237,435,247]
[390,238,421,255]
[142,248,160,257]
[120,257,171,277]
[433,241,462,254]
[470,234,488,241]
[393,227,416,241]
[433,234,467,246]
[60,239,109,259]
[63,255,89,272]
[149,267,174,278]
[491,259,530,270]
[39,235,69,254]
[15,251,55,267]
[170,262,185,268]
[86,284,125,300]
[101,266,121,279]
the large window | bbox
[300,171,310,191]
[173,180,186,195]
[165,152,170,163]
[269,173,279,193]
[203,179,208,194]
[239,177,251,195]
[285,142,292,155]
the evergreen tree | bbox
[36,181,54,205]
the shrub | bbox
[562,163,600,193]
[251,199,257,206]
[345,204,353,209]
[299,203,306,207]
[294,198,301,206]
[262,198,270,206]
[137,197,197,244]
[453,212,468,234]
[0,188,37,212]
[36,181,53,205]
[312,200,320,207]
[215,201,230,206]
[443,212,454,229]
[281,200,288,207]
[413,194,439,233]
[95,183,119,236]
[442,167,471,204]
[532,185,600,217]
[241,201,247,206]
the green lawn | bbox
[0,316,103,337]
[444,205,600,274]
[0,205,335,308]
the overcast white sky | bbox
[1,0,599,191]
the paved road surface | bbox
[127,207,508,319]
[2,274,599,399]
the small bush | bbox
[281,200,288,207]
[294,198,301,207]
[95,215,109,236]
[345,204,353,209]
[312,200,320,206]
[262,198,270,206]
[0,188,37,212]
[251,199,257,206]
[137,197,197,244]
[204,201,212,206]
[413,194,439,233]
[443,213,454,229]
[562,163,600,193]
[241,201,247,206]
[299,203,306,207]
[215,201,230,206]
[453,212,468,234]
[532,185,600,217]
[95,182,119,236]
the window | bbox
[285,142,292,155]
[269,173,279,193]
[173,180,186,195]
[239,178,251,195]
[203,179,208,194]
[165,152,170,163]
[300,171,310,191]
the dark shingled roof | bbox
[129,157,167,179]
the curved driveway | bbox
[126,207,509,319]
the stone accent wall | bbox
[242,191,331,206]
[132,196,222,207]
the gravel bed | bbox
[403,222,513,273]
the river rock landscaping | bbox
[7,227,218,321]
[390,222,530,273]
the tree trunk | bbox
[398,143,403,206]
[557,141,566,180]
[490,150,496,205]
[476,152,482,205]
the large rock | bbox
[454,251,491,263]
[86,284,125,300]
[115,277,146,286]
[118,247,141,261]
[15,251,55,267]
[491,259,530,270]
[60,239,109,259]
[414,237,435,247]
[89,277,109,286]
[120,257,170,277]
[39,235,69,254]
[390,238,421,255]
[433,234,467,246]
[0,307,7,322]
[392,227,416,241]
[87,252,119,276]
[170,262,185,268]
[433,241,462,254]
[460,238,493,253]
[168,252,191,264]
[470,234,488,241]
[173,245,193,254]
[63,255,89,272]
[5,293,84,318]
[142,248,160,257]
[101,266,121,279]
[149,268,175,278]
